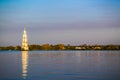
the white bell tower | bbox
[22,27,29,50]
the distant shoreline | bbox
[0,44,120,51]
[0,50,120,51]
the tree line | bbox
[0,44,120,50]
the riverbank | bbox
[0,44,120,50]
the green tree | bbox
[41,44,50,50]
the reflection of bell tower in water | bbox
[22,51,28,79]
[22,27,29,51]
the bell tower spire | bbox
[22,26,29,50]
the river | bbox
[0,51,120,80]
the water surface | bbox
[0,51,120,80]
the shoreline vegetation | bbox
[0,44,120,51]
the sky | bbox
[0,0,120,46]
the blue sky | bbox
[0,0,120,46]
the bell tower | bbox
[22,27,29,50]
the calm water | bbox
[0,51,120,80]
